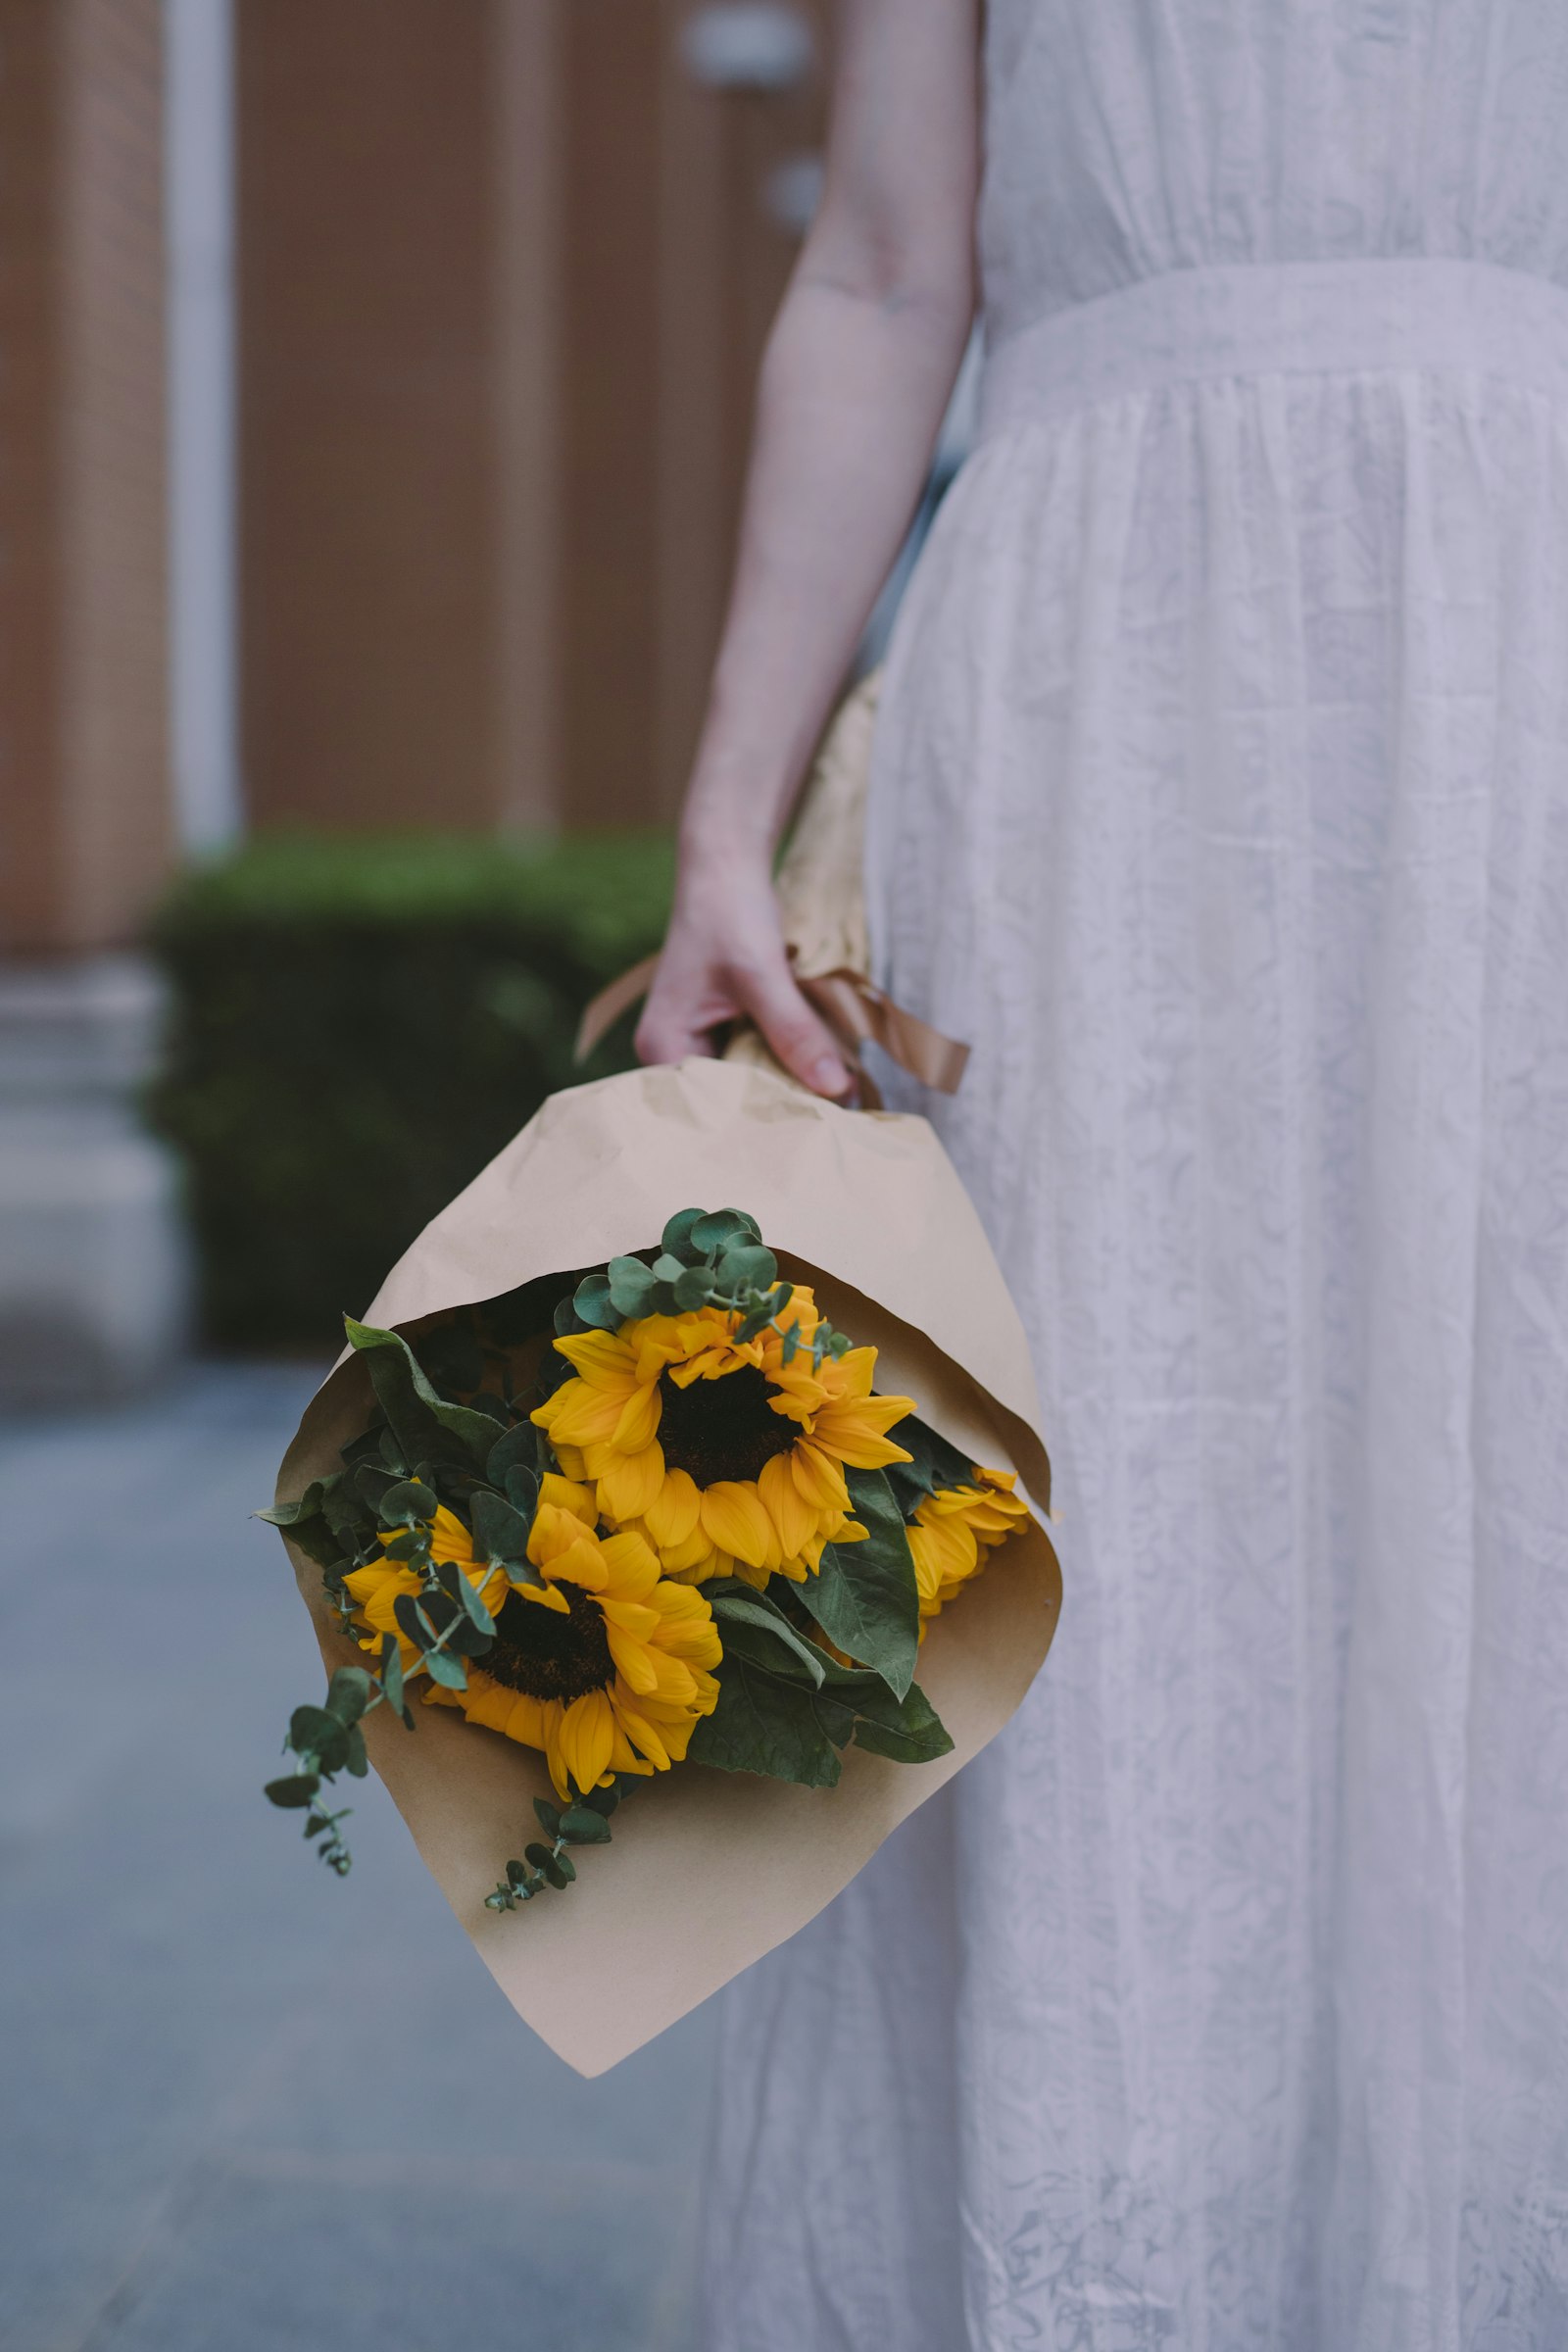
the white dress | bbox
[698,8,1568,2349]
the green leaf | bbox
[422,1645,467,1690]
[470,1489,532,1567]
[579,1780,620,1817]
[342,1724,369,1778]
[672,1264,713,1311]
[687,1655,844,1786]
[325,1666,371,1724]
[486,1423,540,1489]
[258,1478,349,1572]
[265,1772,320,1808]
[259,1479,330,1530]
[880,1409,978,1516]
[651,1252,688,1283]
[344,1319,501,1462]
[572,1273,619,1330]
[661,1206,708,1262]
[806,1469,920,1698]
[607,1255,657,1316]
[559,1803,612,1843]
[532,1795,563,1838]
[289,1702,345,1756]
[432,1557,497,1638]
[692,1207,761,1254]
[850,1677,956,1766]
[715,1242,777,1294]
[506,1465,544,1515]
[392,1592,436,1650]
[547,1849,576,1885]
[375,1635,411,1729]
[710,1588,827,1687]
[378,1478,436,1527]
[524,1840,557,1870]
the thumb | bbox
[733,954,853,1100]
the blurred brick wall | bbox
[0,0,171,953]
[239,0,829,838]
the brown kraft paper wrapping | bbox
[275,1054,1061,2077]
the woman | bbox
[639,5,1568,2347]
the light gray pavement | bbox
[2,1364,719,2352]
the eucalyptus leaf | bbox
[572,1273,619,1330]
[422,1646,467,1690]
[342,1724,369,1778]
[471,1488,533,1567]
[560,1804,612,1843]
[692,1207,761,1254]
[486,1423,540,1488]
[393,1592,437,1651]
[265,1772,320,1808]
[607,1255,658,1315]
[672,1264,712,1311]
[377,1477,436,1528]
[715,1242,777,1293]
[661,1206,707,1262]
[506,1465,545,1516]
[579,1780,619,1817]
[379,1634,410,1725]
[533,1796,563,1838]
[325,1665,371,1724]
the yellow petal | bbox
[642,1466,702,1548]
[758,1450,820,1560]
[612,1378,662,1453]
[605,1622,661,1693]
[538,1472,597,1523]
[699,1481,775,1570]
[599,1444,665,1523]
[557,1690,615,1794]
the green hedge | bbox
[148,831,674,1348]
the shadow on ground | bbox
[2,1364,718,2352]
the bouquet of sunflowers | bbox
[265,1200,1032,1914]
[267,1053,1059,2075]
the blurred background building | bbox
[0,0,862,1402]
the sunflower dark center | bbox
[481,1585,614,1703]
[656,1363,794,1488]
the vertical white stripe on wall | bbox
[165,0,241,851]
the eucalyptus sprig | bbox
[569,1204,855,1372]
[484,1782,624,1910]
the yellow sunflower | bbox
[530,1290,915,1589]
[906,1469,1033,1635]
[342,1476,721,1799]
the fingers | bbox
[634,995,719,1067]
[732,957,852,1100]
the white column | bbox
[165,0,241,851]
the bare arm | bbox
[636,0,981,1095]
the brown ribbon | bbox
[573,952,970,1102]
